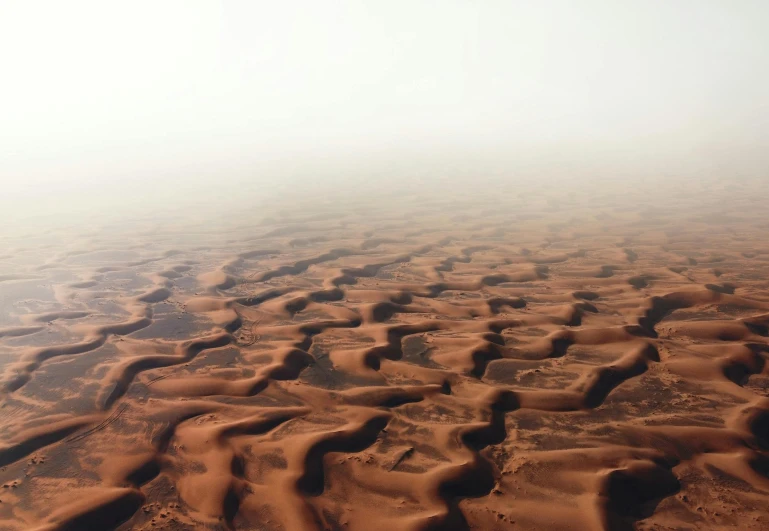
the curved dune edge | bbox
[1,184,769,530]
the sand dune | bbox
[1,180,769,530]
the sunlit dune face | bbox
[2,179,769,529]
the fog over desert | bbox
[2,2,769,530]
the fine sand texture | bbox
[2,178,769,530]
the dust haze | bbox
[3,3,769,531]
[2,0,769,226]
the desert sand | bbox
[1,177,769,530]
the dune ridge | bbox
[1,181,769,529]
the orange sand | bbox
[1,178,769,530]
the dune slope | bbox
[1,180,769,530]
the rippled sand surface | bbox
[2,178,769,530]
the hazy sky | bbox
[2,1,768,222]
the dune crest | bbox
[1,180,769,530]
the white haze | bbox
[1,0,768,226]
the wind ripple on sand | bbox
[1,182,769,529]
